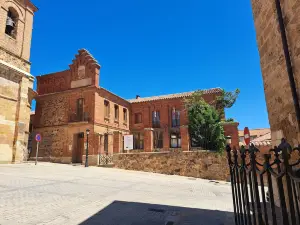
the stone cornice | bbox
[0,59,33,80]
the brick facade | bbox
[0,0,37,163]
[251,0,300,146]
[30,49,239,166]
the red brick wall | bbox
[130,98,188,131]
[34,88,95,128]
[130,93,220,131]
[222,122,239,148]
[36,49,100,96]
[69,49,100,88]
[37,70,71,95]
[94,88,131,132]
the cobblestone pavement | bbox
[0,163,234,225]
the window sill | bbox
[5,34,17,41]
[114,119,119,123]
[104,116,110,121]
[123,122,128,126]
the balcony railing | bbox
[69,112,90,123]
[152,121,160,128]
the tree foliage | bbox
[216,89,240,109]
[185,91,226,152]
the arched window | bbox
[5,8,18,38]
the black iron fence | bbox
[226,139,300,225]
[98,154,113,166]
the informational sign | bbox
[244,127,251,145]
[35,133,42,142]
[124,135,133,150]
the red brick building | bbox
[30,49,239,165]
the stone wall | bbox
[250,0,300,146]
[0,63,34,163]
[113,151,229,181]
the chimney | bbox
[136,95,140,99]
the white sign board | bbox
[124,135,133,150]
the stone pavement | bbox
[0,163,234,225]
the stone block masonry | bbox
[251,0,300,145]
[113,151,230,181]
[0,0,37,163]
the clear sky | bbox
[30,0,270,130]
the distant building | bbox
[239,128,271,152]
[0,0,37,163]
[29,49,239,165]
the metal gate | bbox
[226,138,300,225]
[98,154,113,165]
[99,134,113,166]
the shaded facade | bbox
[0,0,37,163]
[30,49,239,165]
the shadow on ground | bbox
[79,201,234,225]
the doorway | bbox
[104,134,108,154]
[72,132,84,163]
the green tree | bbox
[215,89,240,118]
[185,91,226,152]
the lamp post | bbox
[226,136,232,146]
[85,129,90,167]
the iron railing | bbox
[99,154,113,165]
[69,112,90,123]
[226,139,300,225]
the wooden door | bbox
[72,133,84,163]
[76,133,84,163]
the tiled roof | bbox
[238,128,270,137]
[251,132,271,146]
[128,88,223,103]
[239,132,271,147]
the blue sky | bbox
[30,0,269,129]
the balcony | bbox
[69,112,90,123]
[152,122,161,128]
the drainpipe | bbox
[275,0,300,128]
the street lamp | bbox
[226,136,232,145]
[85,129,90,167]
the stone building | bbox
[250,0,300,146]
[30,49,239,165]
[0,0,37,163]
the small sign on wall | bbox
[124,135,133,150]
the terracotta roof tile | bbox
[238,128,270,137]
[239,132,271,146]
[128,88,223,103]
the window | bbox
[133,133,144,149]
[134,113,142,124]
[77,98,84,120]
[114,105,119,120]
[153,130,163,149]
[5,8,18,38]
[152,111,160,128]
[171,108,180,127]
[170,132,181,148]
[123,108,127,122]
[104,100,110,118]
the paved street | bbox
[0,163,234,225]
